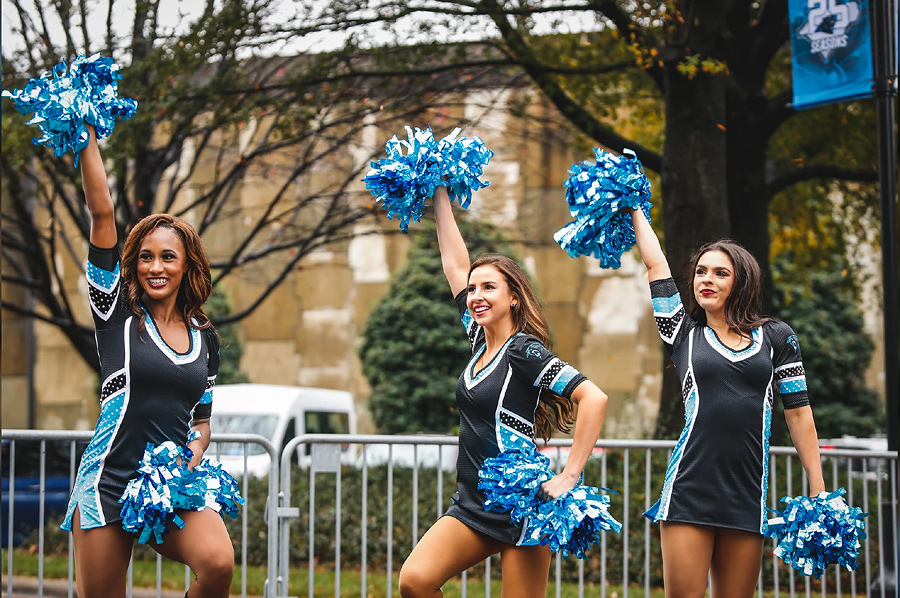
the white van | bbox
[207,384,357,477]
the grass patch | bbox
[3,549,665,597]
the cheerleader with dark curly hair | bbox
[61,127,234,598]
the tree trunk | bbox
[654,68,732,439]
[726,89,775,314]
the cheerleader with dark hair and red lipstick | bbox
[631,207,826,598]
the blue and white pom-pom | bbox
[478,447,621,558]
[554,148,652,269]
[479,447,553,523]
[118,441,245,544]
[522,486,622,559]
[435,127,493,209]
[2,53,137,164]
[765,487,867,578]
[363,126,493,232]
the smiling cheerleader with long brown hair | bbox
[60,127,236,598]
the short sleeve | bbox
[508,336,586,399]
[192,328,219,422]
[454,288,485,353]
[650,277,696,356]
[767,321,809,409]
[85,243,122,328]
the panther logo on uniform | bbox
[525,342,544,359]
[787,334,800,354]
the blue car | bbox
[1,439,86,546]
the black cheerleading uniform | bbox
[443,290,587,544]
[644,277,810,534]
[62,244,219,531]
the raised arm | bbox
[632,208,670,281]
[81,126,117,248]
[433,186,470,296]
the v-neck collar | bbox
[464,334,519,389]
[140,303,202,364]
[703,326,762,362]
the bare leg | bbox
[709,528,764,598]
[150,509,235,598]
[399,516,502,598]
[498,543,553,598]
[659,522,715,598]
[71,506,135,598]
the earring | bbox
[511,301,517,308]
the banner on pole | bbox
[789,0,875,110]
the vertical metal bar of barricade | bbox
[6,441,14,598]
[556,543,562,598]
[69,440,76,598]
[892,461,898,598]
[437,446,444,515]
[801,470,810,598]
[336,463,342,598]
[38,440,46,596]
[278,450,289,598]
[863,460,871,598]
[157,553,163,597]
[388,446,394,598]
[784,455,795,598]
[241,446,248,598]
[888,459,900,596]
[553,447,561,598]
[787,457,795,598]
[601,449,607,598]
[578,551,585,598]
[485,556,491,598]
[362,447,368,598]
[645,449,651,598]
[819,458,826,598]
[413,445,419,549]
[832,458,841,597]
[849,458,857,598]
[623,448,629,598]
[128,557,134,598]
[877,467,885,598]
[275,445,286,598]
[771,454,779,598]
[309,460,316,598]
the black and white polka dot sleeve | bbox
[86,244,123,328]
[649,277,696,356]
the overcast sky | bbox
[1,0,600,66]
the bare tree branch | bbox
[476,0,662,171]
[767,164,878,196]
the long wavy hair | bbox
[469,254,576,441]
[120,214,213,336]
[685,239,772,338]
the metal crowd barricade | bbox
[3,429,897,598]
[276,435,897,598]
[1,429,277,598]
